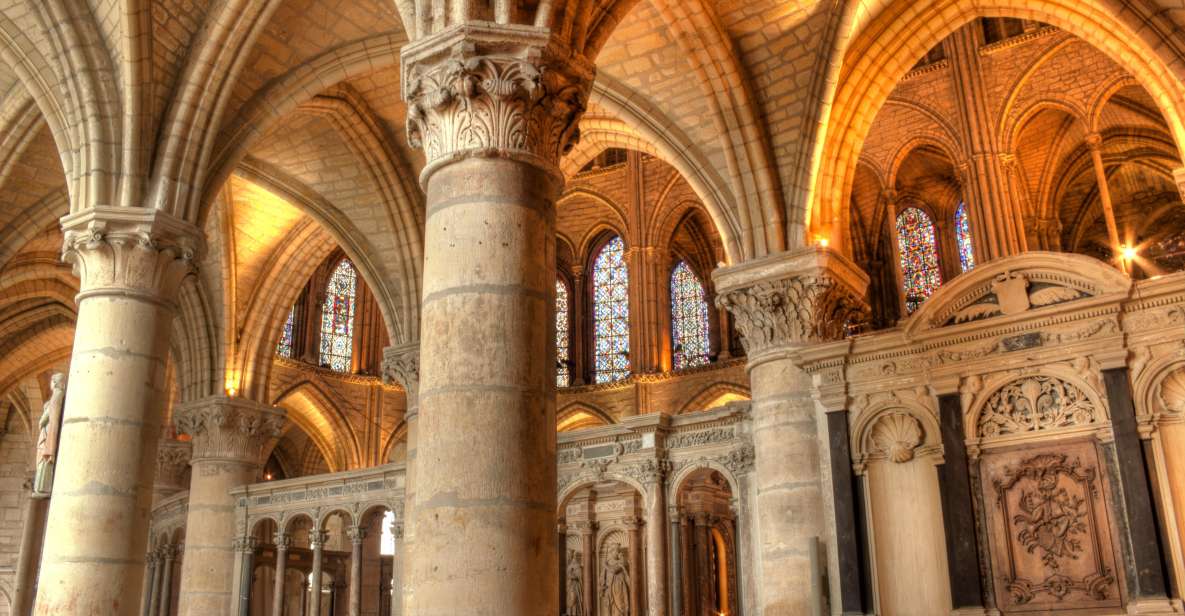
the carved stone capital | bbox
[173,396,286,464]
[401,24,594,184]
[60,206,204,303]
[232,536,257,554]
[713,247,869,356]
[347,526,367,545]
[382,343,421,409]
[273,533,292,550]
[155,437,193,489]
[309,531,329,550]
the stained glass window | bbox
[319,259,358,372]
[276,306,295,358]
[955,202,976,273]
[896,207,943,314]
[556,278,571,387]
[670,261,710,369]
[592,236,630,383]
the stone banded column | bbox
[381,343,418,609]
[36,207,202,615]
[400,24,592,615]
[714,247,869,616]
[173,397,286,616]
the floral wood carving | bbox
[977,376,1098,440]
[982,445,1120,611]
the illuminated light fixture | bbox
[1121,245,1138,261]
[225,386,238,397]
[816,236,830,248]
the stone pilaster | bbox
[173,397,285,616]
[400,22,592,616]
[37,206,202,616]
[713,246,869,616]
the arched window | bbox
[276,306,295,358]
[955,201,975,272]
[670,261,710,369]
[896,207,942,314]
[592,236,630,383]
[319,259,358,372]
[556,278,571,387]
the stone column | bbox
[388,520,404,616]
[234,537,257,616]
[348,526,366,616]
[309,530,328,616]
[626,520,643,616]
[272,533,291,616]
[173,397,284,616]
[567,265,586,386]
[1085,133,1123,260]
[142,550,160,616]
[13,493,49,615]
[668,507,683,616]
[381,344,417,611]
[36,207,202,614]
[679,514,694,613]
[147,548,166,616]
[578,524,596,616]
[714,247,869,615]
[643,471,669,616]
[400,24,591,615]
[158,545,177,616]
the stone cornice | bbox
[60,206,205,303]
[713,247,869,357]
[401,23,594,185]
[173,396,286,464]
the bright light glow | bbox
[815,236,830,248]
[225,386,238,397]
[1121,245,1138,261]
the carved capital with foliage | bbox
[60,206,204,303]
[155,437,193,489]
[174,397,286,465]
[382,344,421,409]
[713,247,869,355]
[401,24,594,183]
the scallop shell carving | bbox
[1159,368,1185,414]
[870,412,924,463]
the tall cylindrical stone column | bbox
[1085,133,1123,259]
[272,534,291,616]
[309,531,328,616]
[400,24,591,615]
[643,476,668,616]
[36,207,202,614]
[348,526,366,616]
[158,546,177,616]
[143,551,161,616]
[388,520,404,616]
[714,247,869,616]
[173,397,286,616]
[234,537,257,616]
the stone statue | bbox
[32,373,66,498]
[566,549,583,616]
[599,546,630,616]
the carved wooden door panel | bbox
[979,439,1123,613]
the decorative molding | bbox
[59,206,204,301]
[401,25,594,183]
[174,396,286,463]
[976,376,1099,440]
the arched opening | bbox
[673,468,738,616]
[559,480,646,616]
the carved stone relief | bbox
[868,412,923,463]
[598,538,630,616]
[979,441,1122,613]
[977,376,1099,440]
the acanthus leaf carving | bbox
[715,274,868,353]
[382,345,420,405]
[174,397,287,463]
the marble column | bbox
[381,344,417,610]
[309,530,328,616]
[348,526,366,616]
[36,207,202,614]
[400,24,591,615]
[714,247,869,615]
[13,493,49,615]
[234,537,257,616]
[174,397,285,616]
[272,533,292,616]
[643,474,669,616]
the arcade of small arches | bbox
[2,3,1185,616]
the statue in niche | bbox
[32,373,66,498]
[599,546,630,616]
[566,549,584,615]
